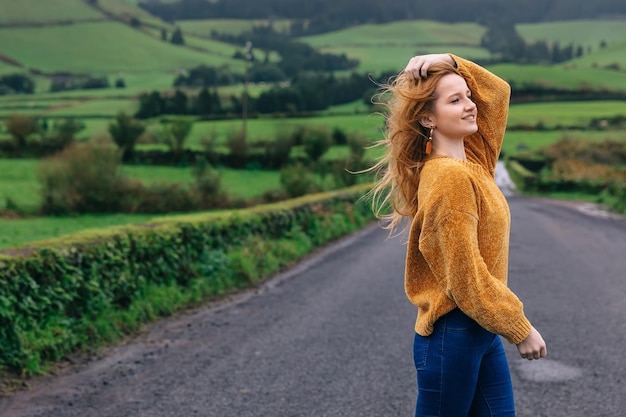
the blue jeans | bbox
[413,308,516,417]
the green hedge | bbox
[0,184,374,374]
[506,159,625,214]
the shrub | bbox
[347,132,370,162]
[161,119,193,158]
[600,181,626,213]
[302,126,333,162]
[199,129,220,165]
[108,112,145,160]
[280,163,318,197]
[0,74,35,94]
[122,180,199,214]
[264,128,294,169]
[38,141,128,215]
[226,129,248,168]
[49,75,109,92]
[44,118,85,151]
[192,157,226,208]
[4,114,39,151]
[332,127,348,145]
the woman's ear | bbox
[418,115,434,129]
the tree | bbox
[162,119,193,158]
[38,141,127,215]
[576,45,584,58]
[194,87,221,115]
[136,91,164,119]
[165,90,188,114]
[226,129,248,168]
[0,74,35,94]
[480,21,526,61]
[170,27,185,45]
[302,126,333,162]
[280,163,317,197]
[49,118,85,150]
[108,112,145,160]
[4,114,39,151]
[264,129,294,169]
[526,41,551,63]
[192,157,223,207]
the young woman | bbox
[370,54,547,416]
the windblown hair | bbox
[367,62,461,234]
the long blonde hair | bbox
[368,62,461,234]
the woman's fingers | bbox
[404,57,425,80]
[516,326,547,360]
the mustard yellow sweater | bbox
[405,55,532,345]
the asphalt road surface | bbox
[1,193,625,417]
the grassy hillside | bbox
[179,19,293,36]
[299,20,490,72]
[0,22,242,74]
[97,0,172,26]
[570,40,626,67]
[0,0,102,24]
[300,21,486,47]
[517,20,626,51]
[0,0,246,101]
[517,19,626,68]
[488,63,626,90]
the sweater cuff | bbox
[504,317,532,345]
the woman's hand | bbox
[516,326,547,360]
[404,54,456,80]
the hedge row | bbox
[0,184,375,374]
[506,159,626,213]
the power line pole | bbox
[242,41,252,140]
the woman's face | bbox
[428,73,478,140]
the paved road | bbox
[1,194,625,417]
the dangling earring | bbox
[425,127,433,155]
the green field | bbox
[571,40,626,67]
[97,0,174,27]
[507,101,626,127]
[0,213,162,250]
[299,20,489,73]
[152,101,626,147]
[0,0,102,24]
[179,19,293,37]
[0,21,241,74]
[300,21,486,48]
[501,130,626,156]
[3,99,624,146]
[0,98,138,119]
[0,158,283,212]
[2,15,626,250]
[488,63,626,90]
[517,20,626,51]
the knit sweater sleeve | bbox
[418,170,532,344]
[449,54,511,177]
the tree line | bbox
[137,69,384,119]
[139,0,626,35]
[479,21,605,64]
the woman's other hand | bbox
[404,54,456,80]
[516,326,547,360]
